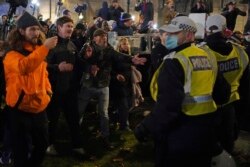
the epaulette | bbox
[227,40,245,49]
[196,41,207,48]
[163,51,176,60]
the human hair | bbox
[0,40,9,57]
[101,20,110,32]
[56,16,74,27]
[116,37,131,55]
[7,27,46,52]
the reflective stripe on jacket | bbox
[4,43,52,113]
[150,44,218,116]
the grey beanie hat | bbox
[16,12,41,29]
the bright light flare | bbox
[132,15,135,21]
[153,24,157,29]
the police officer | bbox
[134,16,230,167]
[205,14,250,154]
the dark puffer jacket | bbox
[46,36,79,94]
[81,42,133,88]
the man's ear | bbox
[57,25,61,32]
[186,31,195,41]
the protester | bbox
[46,16,85,156]
[3,12,57,167]
[221,1,246,31]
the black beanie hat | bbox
[93,28,107,37]
[75,23,86,30]
[16,12,41,29]
[39,21,48,27]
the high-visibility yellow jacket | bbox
[4,43,52,113]
[208,43,249,104]
[150,44,218,116]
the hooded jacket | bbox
[4,43,52,113]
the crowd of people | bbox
[0,0,250,166]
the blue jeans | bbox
[78,86,110,137]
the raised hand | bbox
[132,54,147,65]
[44,36,58,50]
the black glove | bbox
[134,123,149,142]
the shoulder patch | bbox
[228,41,245,49]
[196,42,207,48]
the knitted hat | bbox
[93,28,107,37]
[75,23,86,30]
[62,9,71,16]
[16,12,41,29]
[39,21,48,27]
[120,13,132,22]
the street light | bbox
[127,0,130,13]
[153,23,157,29]
[79,13,83,20]
[132,15,135,21]
[31,0,40,16]
[56,0,63,17]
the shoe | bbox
[79,117,83,125]
[72,148,86,155]
[46,145,58,155]
[101,137,115,150]
[0,151,11,165]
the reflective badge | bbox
[218,58,239,73]
[189,56,212,71]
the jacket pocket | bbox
[19,92,51,113]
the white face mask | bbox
[245,36,250,42]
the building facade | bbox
[0,0,248,31]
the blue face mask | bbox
[165,35,178,50]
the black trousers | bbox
[216,103,237,154]
[153,112,220,167]
[10,108,48,167]
[46,91,82,148]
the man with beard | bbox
[3,12,57,167]
[46,16,85,155]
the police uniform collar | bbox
[163,42,193,60]
[169,42,193,53]
[163,51,176,60]
[205,32,233,55]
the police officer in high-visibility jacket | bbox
[205,14,250,154]
[134,16,230,167]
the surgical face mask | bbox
[165,35,178,50]
[245,35,250,42]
